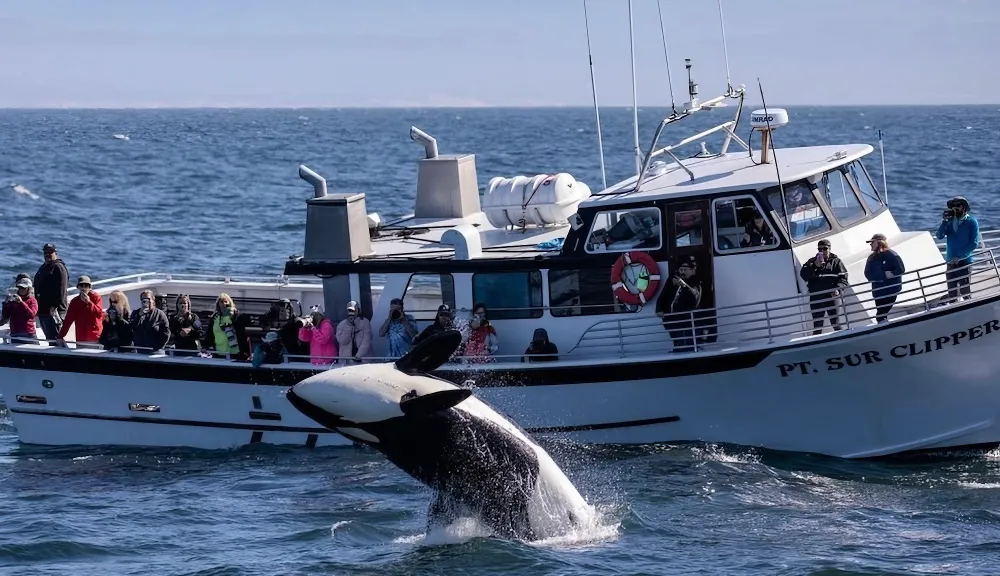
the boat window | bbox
[471,271,544,320]
[673,209,704,248]
[766,182,832,242]
[846,160,885,213]
[820,167,867,226]
[712,196,779,252]
[549,268,633,317]
[584,207,662,254]
[402,273,456,320]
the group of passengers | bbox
[1,249,559,366]
[798,195,980,335]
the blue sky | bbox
[1,0,995,107]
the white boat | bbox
[3,60,1000,457]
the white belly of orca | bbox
[286,329,598,541]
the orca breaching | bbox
[286,329,598,542]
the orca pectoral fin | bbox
[399,388,472,416]
[394,329,464,374]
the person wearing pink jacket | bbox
[297,306,337,366]
[336,300,372,364]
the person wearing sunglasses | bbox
[799,239,849,335]
[58,275,104,345]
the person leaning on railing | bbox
[936,195,981,303]
[99,290,134,352]
[863,233,906,324]
[130,289,171,354]
[799,239,849,335]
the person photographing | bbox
[336,300,372,364]
[936,196,981,302]
[58,275,104,345]
[1,276,39,343]
[799,239,849,335]
[378,297,417,358]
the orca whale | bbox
[286,329,597,541]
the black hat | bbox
[948,196,970,210]
[817,239,832,248]
[390,297,403,306]
[43,243,57,254]
[437,304,451,313]
[677,255,697,269]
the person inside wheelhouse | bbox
[655,255,702,353]
[740,209,774,247]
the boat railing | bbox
[571,247,1000,357]
[69,272,327,294]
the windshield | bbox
[766,181,832,242]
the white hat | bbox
[262,331,279,343]
[15,277,31,289]
[346,300,358,312]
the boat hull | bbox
[2,297,1000,457]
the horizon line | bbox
[1,103,998,111]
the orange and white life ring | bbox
[610,251,661,306]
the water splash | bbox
[10,184,39,200]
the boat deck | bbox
[4,231,1000,369]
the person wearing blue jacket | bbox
[935,196,981,302]
[863,233,906,323]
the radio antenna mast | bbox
[717,0,733,94]
[656,0,677,114]
[757,78,799,287]
[583,0,607,190]
[628,0,641,177]
[877,129,888,206]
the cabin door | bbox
[664,199,717,344]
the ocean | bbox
[1,105,999,575]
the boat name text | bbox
[776,319,1000,377]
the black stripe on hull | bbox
[8,408,681,437]
[0,291,996,388]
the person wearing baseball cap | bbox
[412,303,455,347]
[799,238,849,335]
[936,195,981,302]
[864,233,906,323]
[57,275,104,345]
[1,275,39,342]
[336,300,372,364]
[32,243,70,342]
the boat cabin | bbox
[278,94,949,362]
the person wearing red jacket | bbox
[1,276,39,342]
[58,275,104,344]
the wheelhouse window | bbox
[845,160,885,214]
[584,207,662,254]
[820,167,867,226]
[471,271,544,320]
[402,273,456,320]
[549,268,632,317]
[673,209,704,248]
[766,181,832,242]
[713,196,779,252]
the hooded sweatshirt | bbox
[33,258,69,315]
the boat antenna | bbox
[583,0,608,190]
[656,0,677,115]
[877,128,889,206]
[757,78,798,282]
[628,0,641,177]
[717,0,733,94]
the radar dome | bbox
[750,108,789,130]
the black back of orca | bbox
[363,408,541,540]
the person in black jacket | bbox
[169,295,204,355]
[656,255,703,353]
[522,328,559,362]
[99,289,134,352]
[799,238,849,335]
[130,289,171,353]
[32,243,69,342]
[412,304,454,346]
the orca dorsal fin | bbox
[394,329,463,374]
[399,388,472,416]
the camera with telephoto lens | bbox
[943,207,956,219]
